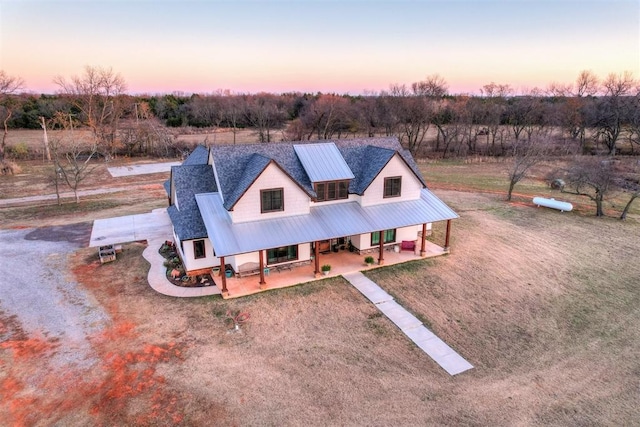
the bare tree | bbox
[411,74,449,98]
[0,70,25,161]
[47,111,98,203]
[385,84,432,155]
[575,70,600,97]
[506,136,550,201]
[432,99,466,158]
[547,71,600,152]
[52,139,98,204]
[480,83,511,155]
[223,94,244,144]
[299,94,351,140]
[615,161,640,220]
[561,156,619,217]
[618,180,639,220]
[54,66,127,156]
[592,71,637,155]
[243,93,286,142]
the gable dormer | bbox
[359,151,424,207]
[293,142,354,202]
[228,159,311,223]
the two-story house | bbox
[166,137,458,296]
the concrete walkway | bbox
[142,235,221,298]
[89,208,220,298]
[0,186,136,207]
[343,271,473,376]
[107,161,181,177]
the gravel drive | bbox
[0,224,110,368]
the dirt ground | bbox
[1,179,638,425]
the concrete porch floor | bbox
[218,241,447,299]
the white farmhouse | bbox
[166,137,457,296]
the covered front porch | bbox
[216,239,447,299]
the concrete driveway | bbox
[89,208,173,247]
[107,161,181,177]
[89,208,221,297]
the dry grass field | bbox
[1,153,639,425]
[3,127,274,158]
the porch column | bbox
[378,231,385,265]
[444,220,452,253]
[259,250,266,289]
[420,223,427,257]
[219,256,228,296]
[314,241,321,277]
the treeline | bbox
[1,68,640,159]
[1,67,638,217]
[4,86,640,158]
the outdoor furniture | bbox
[400,240,416,252]
[236,262,261,278]
[98,245,116,264]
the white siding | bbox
[298,243,311,261]
[396,225,422,243]
[312,193,359,206]
[227,252,259,272]
[171,175,178,209]
[360,154,423,207]
[351,225,421,251]
[182,238,220,272]
[230,163,310,223]
[226,243,310,271]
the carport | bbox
[89,208,173,247]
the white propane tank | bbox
[533,197,573,212]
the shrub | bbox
[0,160,22,175]
[364,256,375,264]
[7,143,30,160]
[321,264,331,272]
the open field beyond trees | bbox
[1,157,639,425]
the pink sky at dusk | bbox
[1,1,638,95]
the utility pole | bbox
[40,116,51,162]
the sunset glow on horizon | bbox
[1,0,638,96]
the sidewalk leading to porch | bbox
[343,271,473,376]
[220,240,446,299]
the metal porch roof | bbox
[195,189,458,257]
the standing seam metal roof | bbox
[293,143,355,182]
[195,189,458,257]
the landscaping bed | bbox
[159,241,214,287]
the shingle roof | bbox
[168,136,436,243]
[343,145,396,194]
[210,137,426,207]
[220,153,271,210]
[168,164,217,241]
[211,143,314,210]
[164,145,210,196]
[182,145,209,165]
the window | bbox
[261,188,284,213]
[267,245,298,264]
[338,181,348,198]
[315,180,349,201]
[371,229,396,246]
[384,177,402,198]
[193,240,206,259]
[316,183,326,201]
[327,182,336,200]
